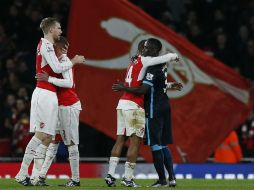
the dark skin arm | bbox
[112,81,150,95]
[167,82,183,91]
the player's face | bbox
[137,45,144,55]
[142,44,159,57]
[141,45,150,56]
[54,46,62,57]
[141,41,147,56]
[142,47,147,55]
[51,22,62,41]
[55,44,69,57]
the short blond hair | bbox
[40,17,59,34]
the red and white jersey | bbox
[117,53,177,109]
[48,54,81,109]
[36,38,73,92]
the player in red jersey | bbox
[105,39,179,187]
[113,38,183,188]
[31,36,82,187]
[15,17,85,186]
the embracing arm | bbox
[36,69,73,88]
[141,53,179,67]
[112,81,150,95]
[48,69,73,88]
[41,45,73,73]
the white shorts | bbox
[56,104,80,145]
[117,108,145,138]
[30,88,58,136]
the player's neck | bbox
[44,34,54,44]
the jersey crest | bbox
[146,73,154,80]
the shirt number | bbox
[125,65,133,86]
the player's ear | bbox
[49,26,54,33]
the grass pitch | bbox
[0,178,253,190]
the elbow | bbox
[66,84,72,88]
[66,81,73,88]
[69,80,74,88]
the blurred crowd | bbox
[131,0,254,82]
[0,0,253,159]
[0,0,70,156]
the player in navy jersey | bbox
[112,38,183,187]
[107,38,180,187]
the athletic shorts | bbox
[117,108,145,138]
[144,106,173,146]
[56,103,80,145]
[30,87,58,136]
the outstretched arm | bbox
[141,53,179,67]
[112,81,150,95]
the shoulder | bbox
[41,39,54,53]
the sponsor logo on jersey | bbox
[46,45,54,52]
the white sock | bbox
[31,144,47,180]
[39,143,59,178]
[68,145,80,182]
[124,162,136,181]
[16,136,42,177]
[108,157,120,177]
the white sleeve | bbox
[166,82,174,89]
[41,43,73,73]
[141,53,178,67]
[48,68,73,88]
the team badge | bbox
[40,122,45,128]
[146,73,154,80]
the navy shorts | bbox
[144,106,173,146]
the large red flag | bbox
[68,0,254,162]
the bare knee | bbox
[126,135,141,162]
[35,132,52,146]
[111,135,127,157]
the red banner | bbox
[68,0,254,162]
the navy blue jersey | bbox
[143,64,169,119]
